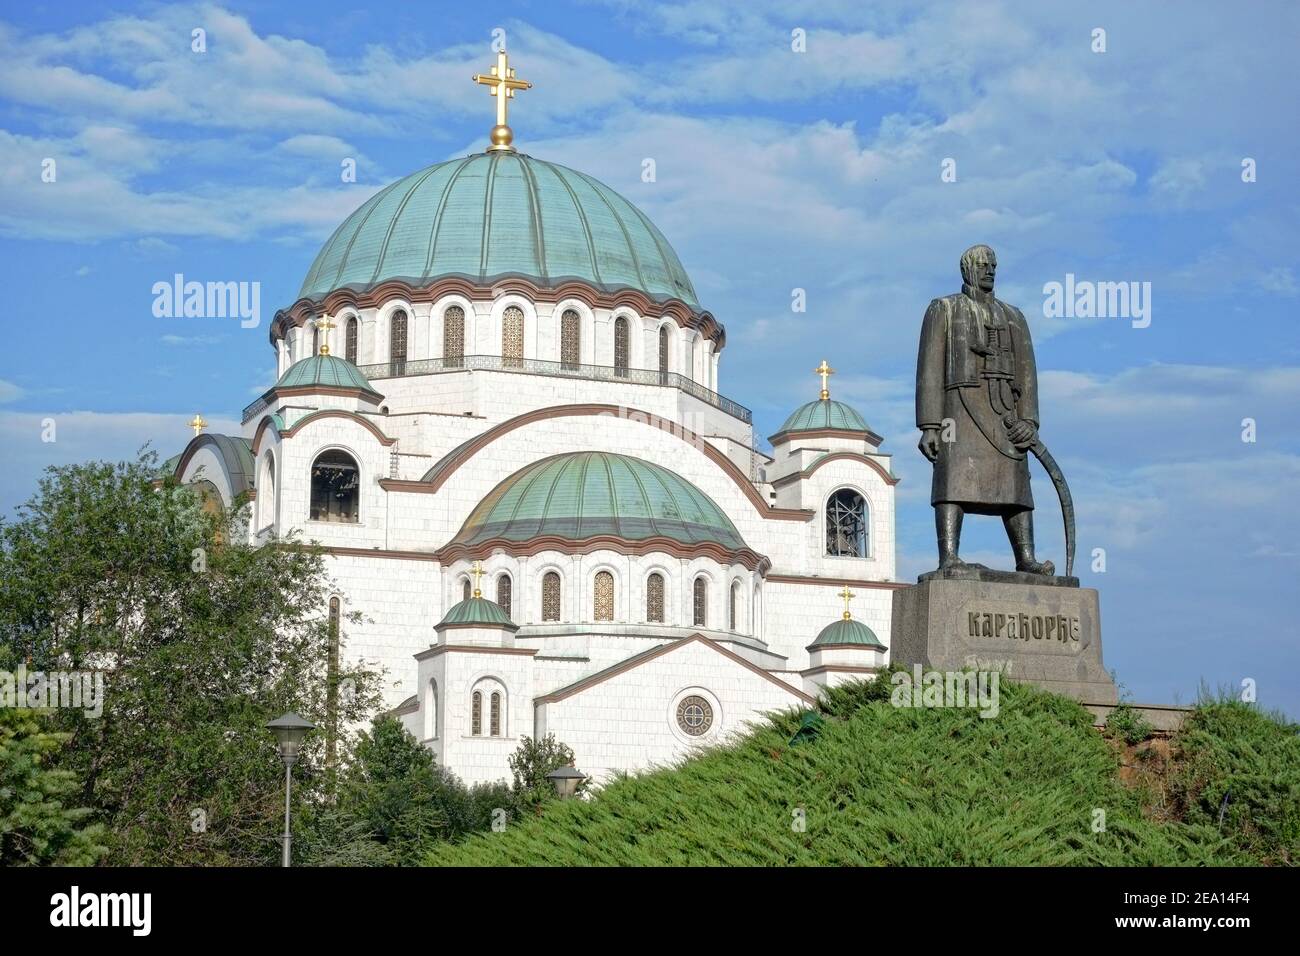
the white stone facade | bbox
[177,288,901,788]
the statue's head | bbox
[960,244,997,293]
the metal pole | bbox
[282,760,292,867]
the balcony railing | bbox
[245,354,752,425]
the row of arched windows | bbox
[306,308,682,376]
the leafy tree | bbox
[0,452,382,865]
[508,733,580,814]
[0,708,106,865]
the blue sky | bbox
[1,1,1297,716]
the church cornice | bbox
[251,409,396,455]
[381,403,815,524]
[269,274,726,351]
[768,426,885,447]
[769,451,899,488]
[433,533,772,574]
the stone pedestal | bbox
[891,573,1118,704]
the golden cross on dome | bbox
[814,359,835,400]
[838,585,855,620]
[469,561,487,598]
[316,316,334,356]
[472,49,532,152]
[189,413,207,437]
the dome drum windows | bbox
[646,572,665,623]
[309,450,360,523]
[614,316,629,377]
[542,571,561,622]
[826,489,869,558]
[502,305,524,369]
[593,570,614,621]
[389,309,408,374]
[496,573,512,615]
[344,316,358,363]
[693,577,708,628]
[443,305,466,368]
[560,309,581,370]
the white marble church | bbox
[165,53,902,785]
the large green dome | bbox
[299,152,699,307]
[448,452,747,553]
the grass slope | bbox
[428,677,1298,866]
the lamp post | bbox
[266,712,314,867]
[545,764,587,800]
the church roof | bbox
[445,452,751,556]
[808,617,886,650]
[777,398,870,435]
[272,354,381,396]
[298,151,699,307]
[436,596,518,631]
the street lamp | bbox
[267,712,314,867]
[545,764,587,800]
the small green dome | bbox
[778,398,870,434]
[274,354,379,394]
[449,452,748,553]
[437,596,517,630]
[809,617,886,649]
[299,152,699,307]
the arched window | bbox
[658,325,670,382]
[502,305,524,368]
[345,316,358,363]
[729,582,739,631]
[826,488,869,557]
[614,316,629,377]
[312,321,320,356]
[443,305,465,368]
[542,571,561,622]
[310,450,360,522]
[560,309,580,370]
[693,577,708,628]
[690,335,699,382]
[260,452,276,529]
[462,578,471,602]
[424,679,438,740]
[646,572,665,623]
[593,570,614,621]
[390,309,408,372]
[496,573,512,615]
[471,691,482,736]
[490,692,502,736]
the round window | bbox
[675,695,714,736]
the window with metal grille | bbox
[594,570,614,621]
[345,317,358,363]
[471,691,482,736]
[496,573,512,616]
[729,583,738,631]
[542,571,561,621]
[646,572,665,623]
[309,450,360,522]
[444,305,464,367]
[658,325,670,383]
[826,488,869,557]
[503,305,524,368]
[561,309,580,370]
[390,309,408,371]
[614,316,629,377]
[693,577,707,628]
[490,692,502,736]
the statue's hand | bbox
[918,427,941,462]
[1007,419,1037,448]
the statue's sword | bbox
[1003,412,1076,577]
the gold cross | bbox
[472,49,532,152]
[814,359,835,400]
[316,316,335,356]
[838,585,855,620]
[469,561,486,598]
[189,414,207,437]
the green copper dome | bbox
[449,452,748,552]
[437,596,517,630]
[299,152,699,307]
[809,617,886,649]
[273,355,380,395]
[778,398,870,434]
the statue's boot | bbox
[936,504,968,570]
[1006,510,1055,576]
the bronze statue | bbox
[916,245,1074,577]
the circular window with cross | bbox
[675,695,714,737]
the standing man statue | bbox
[916,244,1056,577]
